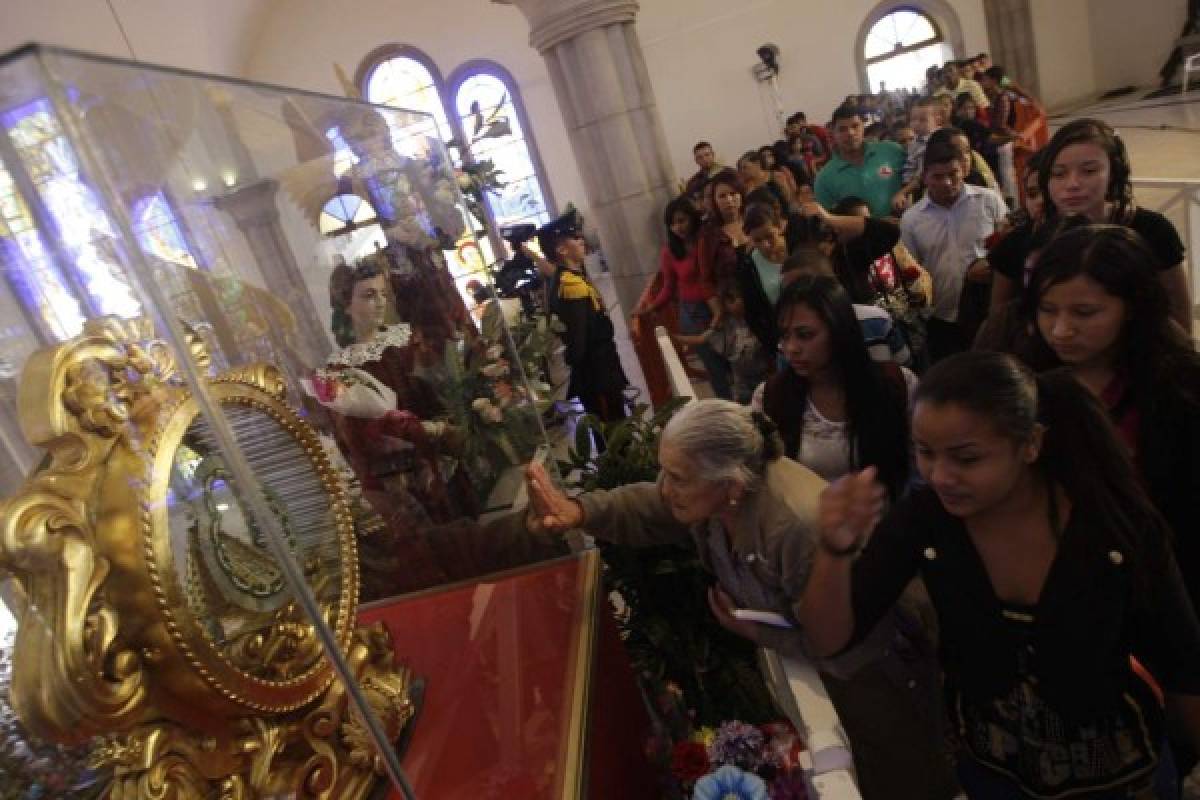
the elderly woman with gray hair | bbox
[525,399,958,800]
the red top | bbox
[1100,371,1140,460]
[648,244,712,310]
[697,225,742,290]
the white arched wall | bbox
[854,0,968,93]
[635,0,988,186]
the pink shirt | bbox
[649,245,713,310]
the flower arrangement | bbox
[868,246,932,360]
[303,367,393,419]
[693,766,769,800]
[660,718,807,799]
[559,403,797,798]
[433,338,542,504]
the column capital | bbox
[495,0,638,53]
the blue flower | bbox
[693,765,769,800]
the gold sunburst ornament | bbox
[0,316,415,798]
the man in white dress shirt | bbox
[900,140,1006,361]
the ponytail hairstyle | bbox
[329,258,388,347]
[661,398,784,493]
[915,352,1169,599]
[1038,118,1133,222]
[772,275,911,499]
[663,195,703,260]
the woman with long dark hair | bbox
[989,118,1190,329]
[633,195,732,399]
[1022,224,1200,613]
[697,168,749,289]
[759,275,913,501]
[800,351,1200,798]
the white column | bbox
[499,0,677,319]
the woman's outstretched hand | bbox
[525,462,585,533]
[818,467,884,555]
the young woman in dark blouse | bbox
[800,351,1200,798]
[1022,224,1200,616]
[988,118,1190,329]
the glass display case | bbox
[0,44,651,798]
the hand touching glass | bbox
[524,462,584,533]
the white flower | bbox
[480,362,508,379]
[471,397,492,412]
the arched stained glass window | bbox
[3,99,141,321]
[319,194,378,235]
[863,8,951,93]
[451,66,552,230]
[361,48,454,160]
[133,192,198,269]
[325,126,360,177]
[0,161,84,340]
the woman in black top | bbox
[988,118,1189,329]
[1023,224,1200,615]
[801,352,1200,798]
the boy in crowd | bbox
[890,121,915,151]
[890,97,941,213]
[814,105,906,218]
[901,97,940,184]
[899,141,1006,361]
[785,111,831,172]
[536,211,629,421]
[671,282,767,405]
[684,141,723,205]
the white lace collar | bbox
[327,323,412,367]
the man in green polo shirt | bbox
[814,105,906,218]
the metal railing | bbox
[1132,178,1200,323]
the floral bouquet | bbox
[431,340,543,504]
[663,719,807,800]
[301,367,396,419]
[868,244,932,363]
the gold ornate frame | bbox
[0,317,414,798]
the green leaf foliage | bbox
[563,401,776,727]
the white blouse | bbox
[796,399,851,482]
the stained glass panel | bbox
[133,192,199,269]
[325,126,359,177]
[365,56,453,160]
[0,160,85,339]
[453,72,550,231]
[319,194,377,235]
[4,99,140,320]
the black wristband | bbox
[819,537,862,559]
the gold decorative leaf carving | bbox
[1,315,412,798]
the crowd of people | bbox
[527,54,1200,799]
